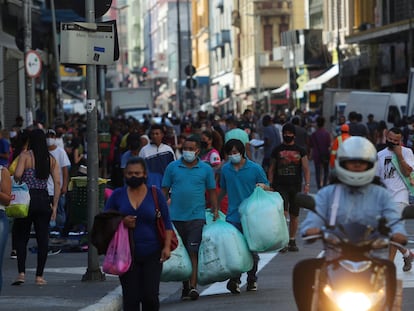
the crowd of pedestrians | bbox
[1,106,414,310]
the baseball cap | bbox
[46,129,56,137]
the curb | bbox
[79,285,122,311]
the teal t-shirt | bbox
[162,158,216,221]
[220,159,269,223]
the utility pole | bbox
[186,0,194,111]
[177,0,183,113]
[82,0,105,282]
[50,0,64,124]
[24,0,34,126]
[336,0,342,88]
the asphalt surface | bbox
[2,160,414,311]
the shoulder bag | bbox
[151,185,178,251]
[6,177,30,218]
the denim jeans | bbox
[0,210,10,293]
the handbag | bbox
[6,177,30,218]
[102,221,132,275]
[151,185,178,251]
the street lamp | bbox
[111,5,129,87]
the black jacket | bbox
[91,210,124,255]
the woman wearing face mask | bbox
[104,156,174,311]
[200,130,222,168]
[218,139,272,294]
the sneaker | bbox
[279,246,289,253]
[246,281,257,292]
[188,288,199,300]
[47,248,61,256]
[10,250,17,259]
[181,287,191,301]
[226,279,241,294]
[403,252,414,272]
[288,240,299,252]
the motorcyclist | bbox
[293,136,408,311]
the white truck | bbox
[323,88,407,133]
[106,87,153,121]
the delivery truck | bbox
[106,87,153,121]
[323,88,407,134]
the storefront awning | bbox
[271,83,289,94]
[213,98,230,107]
[0,31,18,50]
[303,64,339,92]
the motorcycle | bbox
[293,193,414,311]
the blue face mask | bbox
[228,153,242,164]
[182,151,196,162]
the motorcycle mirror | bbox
[294,193,316,211]
[401,204,414,219]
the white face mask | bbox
[46,138,56,147]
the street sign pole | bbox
[82,0,105,282]
[23,0,34,126]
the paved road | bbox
[2,160,414,310]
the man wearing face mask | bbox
[268,123,311,252]
[162,136,218,301]
[46,129,71,231]
[377,127,414,271]
[218,139,272,294]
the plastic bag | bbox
[197,220,253,285]
[6,178,30,218]
[161,227,192,282]
[102,222,132,275]
[239,187,288,252]
[205,209,226,225]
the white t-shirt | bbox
[47,146,71,196]
[377,146,414,204]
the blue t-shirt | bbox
[0,139,9,167]
[220,159,269,223]
[162,158,216,221]
[104,186,172,257]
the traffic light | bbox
[141,66,148,78]
[185,64,197,89]
[289,68,299,91]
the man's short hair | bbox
[282,123,296,135]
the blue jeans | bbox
[0,210,9,293]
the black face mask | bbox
[200,141,208,149]
[386,140,397,149]
[125,176,146,188]
[283,135,294,143]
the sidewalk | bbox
[1,162,321,311]
[2,233,183,311]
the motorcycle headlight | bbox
[323,285,385,311]
[339,260,372,273]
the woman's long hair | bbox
[29,129,50,179]
[12,129,29,161]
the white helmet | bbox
[335,136,378,186]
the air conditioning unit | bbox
[233,58,242,75]
[232,10,241,28]
[259,52,270,66]
[273,46,285,61]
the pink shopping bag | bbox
[102,221,132,275]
